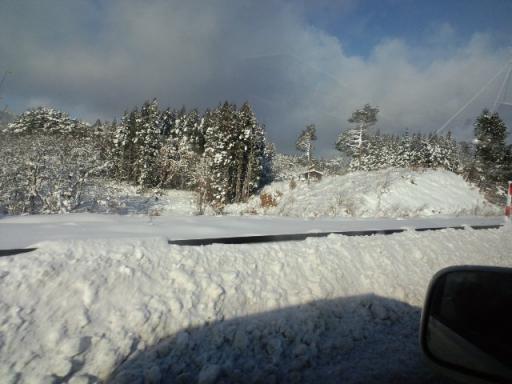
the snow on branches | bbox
[4,106,87,135]
[109,99,270,208]
[336,104,461,172]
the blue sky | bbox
[1,0,511,154]
[307,0,512,57]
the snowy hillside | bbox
[0,227,511,383]
[225,168,500,218]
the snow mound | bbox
[1,227,511,382]
[226,168,499,218]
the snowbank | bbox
[1,227,511,383]
[225,168,500,218]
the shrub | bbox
[260,191,282,208]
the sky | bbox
[1,0,511,155]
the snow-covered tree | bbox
[157,138,197,189]
[473,109,509,188]
[160,108,178,137]
[0,108,15,128]
[201,102,268,208]
[358,133,387,171]
[0,134,105,214]
[174,108,205,154]
[239,102,268,201]
[203,102,238,208]
[5,106,86,135]
[336,104,379,170]
[135,98,161,187]
[112,108,140,182]
[1,99,271,215]
[296,124,317,166]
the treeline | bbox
[338,130,460,172]
[294,105,459,173]
[2,100,510,215]
[335,104,459,172]
[109,99,271,209]
[1,100,271,214]
[295,104,511,199]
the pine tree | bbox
[160,108,177,137]
[473,109,508,188]
[202,102,268,207]
[240,103,267,201]
[441,132,460,172]
[203,102,238,208]
[336,104,379,171]
[136,98,161,187]
[408,133,424,168]
[296,124,317,166]
[112,108,139,182]
[396,129,413,168]
[182,109,205,154]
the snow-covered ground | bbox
[225,168,500,218]
[0,213,504,249]
[84,182,198,216]
[1,226,511,383]
[0,167,507,383]
[46,168,500,220]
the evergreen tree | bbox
[203,102,238,208]
[239,102,267,201]
[112,108,139,182]
[336,104,379,170]
[441,132,460,172]
[396,129,413,168]
[473,109,508,188]
[136,98,161,187]
[358,133,383,171]
[5,106,86,135]
[202,102,268,208]
[160,108,177,137]
[296,124,317,166]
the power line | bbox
[436,60,512,135]
[492,62,512,112]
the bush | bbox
[259,191,282,208]
[0,133,106,214]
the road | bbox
[0,213,505,251]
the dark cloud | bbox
[0,0,510,155]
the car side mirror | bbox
[420,266,512,384]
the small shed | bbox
[302,168,323,182]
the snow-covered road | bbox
[0,213,505,249]
[0,223,511,383]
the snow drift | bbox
[226,168,500,218]
[1,227,511,383]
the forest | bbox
[1,101,511,215]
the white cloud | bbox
[0,0,510,155]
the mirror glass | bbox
[425,269,512,381]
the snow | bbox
[0,213,504,249]
[48,168,499,220]
[1,226,511,383]
[0,166,507,382]
[82,181,198,216]
[224,168,500,218]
